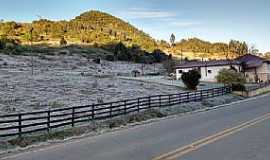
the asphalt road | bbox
[2,94,270,160]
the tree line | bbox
[0,10,158,52]
[0,10,266,60]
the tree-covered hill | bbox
[0,10,257,60]
[165,38,249,59]
[0,10,158,52]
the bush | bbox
[231,83,246,91]
[114,42,129,61]
[216,69,246,86]
[152,49,168,62]
[60,37,67,47]
[105,54,115,61]
[181,69,201,90]
[0,40,5,49]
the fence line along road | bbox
[0,86,232,138]
[245,83,270,91]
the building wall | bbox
[245,62,270,83]
[176,65,241,82]
[176,68,194,80]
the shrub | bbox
[152,49,168,62]
[231,83,246,91]
[59,37,67,47]
[5,42,16,50]
[114,42,128,61]
[181,69,201,90]
[105,54,115,61]
[216,69,246,86]
[0,40,5,49]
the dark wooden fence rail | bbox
[0,86,232,138]
[245,83,270,91]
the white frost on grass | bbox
[120,75,223,89]
[0,54,181,114]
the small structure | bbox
[175,54,270,83]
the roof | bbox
[174,60,240,69]
[175,54,270,69]
[237,54,270,69]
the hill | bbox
[0,10,158,52]
[0,10,253,60]
[163,38,249,60]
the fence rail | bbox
[245,83,270,91]
[0,86,232,138]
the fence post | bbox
[159,95,162,107]
[187,92,190,102]
[137,98,140,113]
[200,90,203,100]
[110,103,113,118]
[124,100,127,114]
[47,109,51,133]
[178,93,181,104]
[147,97,150,108]
[72,107,75,127]
[222,87,224,95]
[18,114,22,138]
[168,95,171,105]
[92,104,95,120]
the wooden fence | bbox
[0,86,232,138]
[245,83,270,91]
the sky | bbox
[0,0,269,53]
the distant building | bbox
[175,54,270,83]
[237,54,270,83]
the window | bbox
[208,70,212,74]
[178,70,183,74]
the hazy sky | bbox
[0,0,269,52]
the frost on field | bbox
[0,54,181,113]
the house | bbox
[175,60,241,82]
[237,54,270,82]
[175,54,270,83]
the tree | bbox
[249,44,259,55]
[181,69,201,90]
[216,69,246,86]
[114,42,130,61]
[229,40,248,58]
[152,49,167,62]
[264,52,270,59]
[0,41,3,49]
[163,54,176,73]
[0,36,6,49]
[170,33,176,47]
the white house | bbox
[175,60,241,82]
[175,54,270,83]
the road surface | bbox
[2,94,270,160]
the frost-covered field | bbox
[120,76,223,89]
[0,54,182,114]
